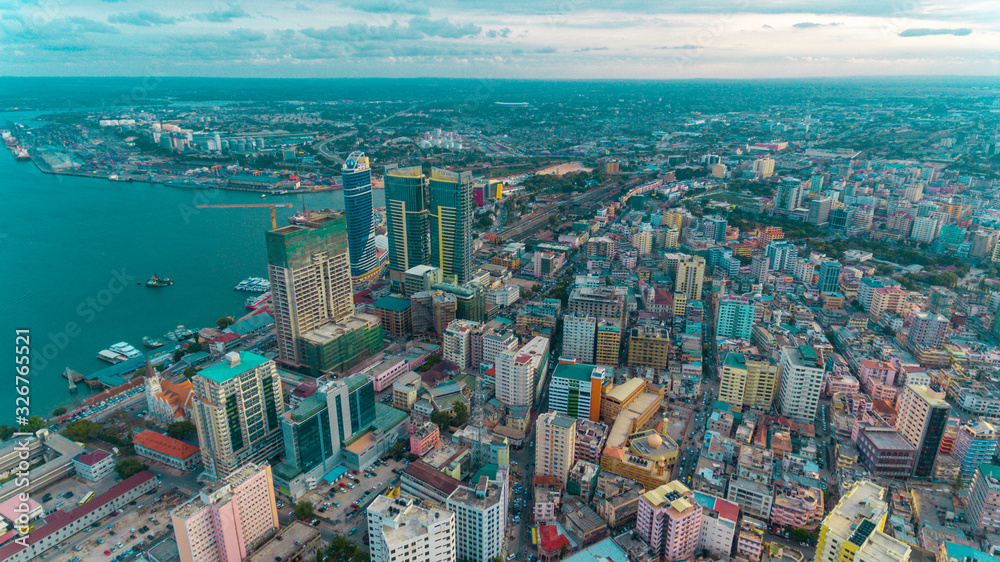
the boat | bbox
[97,350,127,364]
[260,193,266,198]
[109,174,119,181]
[246,291,271,309]
[142,336,167,348]
[146,275,173,287]
[13,147,29,161]
[288,211,307,225]
[234,277,270,292]
[164,325,196,341]
[109,342,141,358]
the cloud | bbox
[345,0,429,15]
[898,28,972,37]
[408,16,481,38]
[535,46,556,53]
[230,28,267,41]
[793,22,842,28]
[108,11,179,27]
[573,46,608,52]
[295,3,310,10]
[193,7,250,23]
[655,44,699,50]
[486,28,511,38]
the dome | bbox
[647,433,663,448]
[375,235,389,251]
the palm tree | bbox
[951,475,965,493]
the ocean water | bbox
[0,115,383,423]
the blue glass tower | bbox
[342,151,379,278]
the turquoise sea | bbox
[0,113,383,424]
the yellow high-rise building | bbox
[814,481,910,562]
[719,353,779,413]
[675,255,705,301]
[595,318,622,367]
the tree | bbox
[183,366,199,381]
[431,411,452,431]
[172,349,185,362]
[560,544,569,559]
[167,421,197,440]
[294,500,314,520]
[115,458,149,480]
[19,415,46,434]
[52,407,68,417]
[185,342,203,355]
[951,475,965,492]
[452,402,469,427]
[216,316,234,329]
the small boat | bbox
[164,325,196,341]
[97,350,127,364]
[246,291,271,309]
[142,336,167,348]
[13,147,29,161]
[109,342,141,358]
[261,193,266,198]
[146,275,173,287]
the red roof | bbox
[133,430,199,460]
[75,449,112,466]
[212,333,239,343]
[0,471,155,559]
[539,524,569,552]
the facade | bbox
[374,296,412,339]
[595,319,622,367]
[404,265,443,297]
[482,330,519,367]
[445,476,508,562]
[386,166,430,283]
[765,241,797,272]
[817,260,842,293]
[563,314,597,364]
[496,336,550,407]
[716,296,755,339]
[636,481,702,562]
[192,352,285,480]
[895,384,950,478]
[737,517,765,561]
[719,353,779,413]
[675,255,706,301]
[536,412,577,486]
[775,345,825,424]
[549,363,608,422]
[133,430,200,472]
[266,213,354,367]
[856,428,916,479]
[627,326,671,371]
[443,319,482,369]
[953,421,1000,479]
[907,311,948,350]
[568,287,628,325]
[429,168,474,284]
[342,152,379,279]
[172,462,280,562]
[367,494,457,562]
[692,491,740,558]
[72,449,115,482]
[968,464,1000,535]
[296,313,384,376]
[814,481,911,562]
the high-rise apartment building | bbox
[429,168,473,284]
[636,481,702,562]
[535,412,577,485]
[342,152,379,280]
[752,158,774,179]
[562,314,597,364]
[549,363,608,422]
[968,464,1000,535]
[595,318,622,367]
[716,295,755,339]
[907,311,948,351]
[568,287,628,325]
[385,165,430,287]
[172,462,279,562]
[868,286,906,321]
[633,230,654,255]
[775,180,804,212]
[627,325,671,371]
[749,255,770,282]
[482,329,519,367]
[817,260,842,293]
[895,384,950,478]
[910,216,938,243]
[807,196,833,226]
[443,319,482,370]
[495,336,550,407]
[266,213,355,367]
[953,421,1000,479]
[765,241,798,272]
[192,352,285,480]
[775,345,825,424]
[445,476,508,562]
[719,353,779,413]
[814,481,910,562]
[368,494,457,562]
[675,255,706,301]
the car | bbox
[349,527,357,535]
[333,501,340,507]
[311,519,320,526]
[116,542,123,548]
[105,551,112,556]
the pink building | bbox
[769,481,824,530]
[409,421,442,456]
[826,373,860,397]
[173,462,279,562]
[858,359,898,402]
[360,356,410,392]
[636,481,702,562]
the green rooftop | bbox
[290,393,328,422]
[723,353,746,370]
[345,373,370,393]
[373,403,408,432]
[199,352,271,384]
[798,345,818,362]
[553,362,600,383]
[374,295,412,312]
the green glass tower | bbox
[385,165,430,284]
[429,168,473,284]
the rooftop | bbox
[198,351,271,384]
[374,295,412,313]
[133,431,199,460]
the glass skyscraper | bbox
[429,168,473,284]
[385,165,430,279]
[342,151,379,278]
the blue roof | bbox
[562,539,629,562]
[941,543,999,562]
[199,351,271,383]
[374,295,412,312]
[85,354,147,387]
[228,313,274,336]
[322,465,350,483]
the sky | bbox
[1,0,998,78]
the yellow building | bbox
[600,378,646,425]
[627,326,671,371]
[814,481,910,562]
[595,318,622,367]
[675,256,705,301]
[719,353,779,413]
[672,293,687,318]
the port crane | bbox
[195,203,293,229]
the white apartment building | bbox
[496,336,550,407]
[445,476,508,562]
[774,345,825,424]
[368,494,457,562]
[482,330,519,367]
[562,314,597,363]
[535,412,577,485]
[910,216,939,243]
[443,319,481,369]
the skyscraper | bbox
[675,255,705,301]
[535,412,577,485]
[495,336,550,407]
[429,168,473,284]
[807,196,833,226]
[445,476,508,562]
[172,462,279,562]
[775,345,824,424]
[895,384,950,479]
[266,213,354,367]
[342,152,379,280]
[192,352,285,480]
[953,421,1000,479]
[636,481,702,562]
[765,241,797,272]
[817,260,842,293]
[716,295,755,339]
[562,314,597,363]
[385,165,430,287]
[775,180,804,212]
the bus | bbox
[78,492,95,506]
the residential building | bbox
[814,481,911,562]
[296,313,384,376]
[563,314,597,364]
[374,295,412,339]
[496,336,550,407]
[72,449,115,482]
[192,352,285,480]
[737,517,765,561]
[386,166,430,286]
[403,265,443,297]
[568,287,628,325]
[752,158,774,179]
[808,196,833,226]
[775,345,825,424]
[716,295,755,339]
[968,464,1000,535]
[627,325,671,371]
[719,353,779,413]
[595,319,622,367]
[636,481,702,562]
[817,260,842,293]
[765,241,797,272]
[952,421,999,479]
[266,213,354,367]
[172,462,280,562]
[911,216,938,243]
[907,311,948,351]
[342,152,379,280]
[445,476,508,562]
[868,287,906,321]
[895,384,950,479]
[393,371,421,411]
[443,319,482,369]
[750,255,770,282]
[536,412,577,486]
[675,255,706,301]
[692,491,740,558]
[367,494,457,562]
[549,363,609,422]
[429,168,474,284]
[482,330,519,367]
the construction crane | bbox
[195,203,293,229]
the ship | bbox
[142,336,167,348]
[246,291,271,309]
[235,277,270,292]
[1,130,15,148]
[109,342,141,359]
[97,350,129,364]
[164,325,196,341]
[13,147,29,161]
[146,275,173,287]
